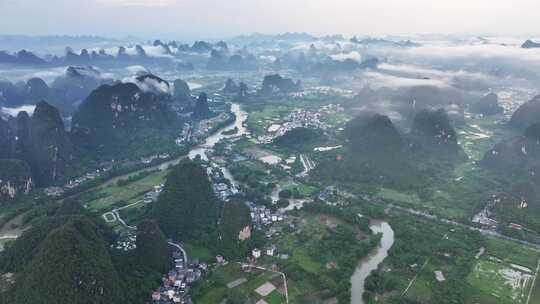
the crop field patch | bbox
[467,257,534,304]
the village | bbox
[256,105,342,144]
[151,248,205,304]
[43,163,113,197]
[472,194,526,232]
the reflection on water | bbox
[351,220,395,304]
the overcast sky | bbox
[1,0,539,39]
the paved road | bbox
[383,201,540,251]
[101,202,189,266]
[102,199,146,229]
[298,154,315,177]
[0,235,19,240]
[168,241,188,266]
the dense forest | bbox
[273,127,326,151]
[216,199,254,259]
[0,200,170,304]
[151,161,220,243]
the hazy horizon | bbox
[1,0,540,39]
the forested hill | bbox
[71,82,180,159]
[410,109,463,160]
[7,217,124,304]
[510,95,540,130]
[482,122,540,182]
[151,161,220,242]
[315,109,463,189]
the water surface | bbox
[351,220,395,304]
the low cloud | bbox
[376,63,495,91]
[142,45,173,58]
[136,77,170,94]
[1,105,36,117]
[379,43,540,82]
[361,71,449,89]
[330,51,361,62]
[125,65,148,74]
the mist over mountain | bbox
[0,49,45,65]
[71,82,178,159]
[2,9,540,303]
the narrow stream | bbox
[350,220,395,304]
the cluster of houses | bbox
[318,103,345,115]
[192,112,231,141]
[257,107,331,144]
[141,153,171,164]
[246,202,285,230]
[152,251,206,304]
[44,164,113,197]
[251,245,289,260]
[472,195,500,229]
[113,234,136,251]
[203,163,239,201]
[317,186,356,206]
[292,87,355,99]
[175,123,193,146]
[144,184,165,203]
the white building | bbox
[252,248,262,259]
[266,246,276,256]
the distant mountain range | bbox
[0,66,114,113]
[521,39,540,49]
[0,71,200,198]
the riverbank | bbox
[351,220,394,304]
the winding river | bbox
[189,103,248,188]
[351,220,395,304]
[189,103,248,160]
[172,105,394,303]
